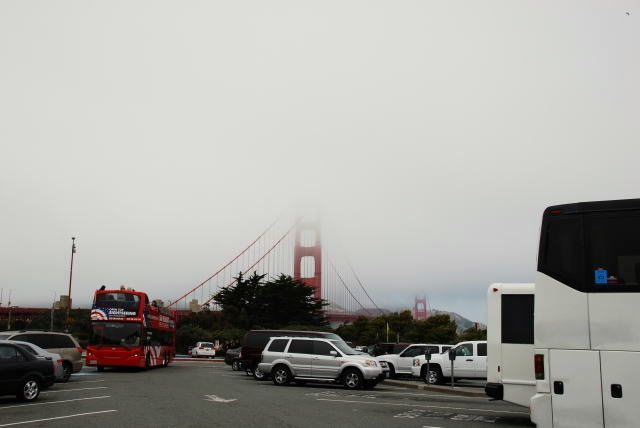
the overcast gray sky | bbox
[1,1,638,323]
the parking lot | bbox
[0,361,532,427]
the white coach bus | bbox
[485,283,535,408]
[530,198,640,428]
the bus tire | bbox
[97,366,104,372]
[145,352,151,370]
[163,352,169,367]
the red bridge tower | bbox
[293,221,322,300]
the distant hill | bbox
[430,309,486,333]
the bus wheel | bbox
[145,353,151,369]
[163,352,169,367]
[97,366,104,372]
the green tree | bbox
[457,326,487,342]
[212,272,327,329]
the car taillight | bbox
[534,354,545,380]
[57,359,63,363]
[199,346,204,349]
[76,347,83,353]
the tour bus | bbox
[485,283,535,408]
[86,288,176,370]
[530,198,640,428]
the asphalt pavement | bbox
[0,361,533,427]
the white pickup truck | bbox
[377,344,450,378]
[411,341,487,384]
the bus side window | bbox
[538,216,584,292]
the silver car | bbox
[258,337,385,389]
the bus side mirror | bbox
[425,351,432,361]
[448,349,457,361]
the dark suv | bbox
[240,330,343,379]
[0,342,56,401]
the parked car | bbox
[411,341,487,384]
[258,336,385,389]
[378,343,452,378]
[240,330,345,380]
[0,341,56,401]
[366,343,411,357]
[191,342,216,358]
[224,347,243,371]
[0,331,83,381]
[7,340,65,381]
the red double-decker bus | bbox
[86,288,176,371]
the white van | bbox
[485,283,536,408]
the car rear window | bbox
[267,339,288,352]
[244,331,272,347]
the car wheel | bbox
[62,362,72,382]
[231,361,240,371]
[387,363,397,379]
[253,366,268,380]
[271,366,291,386]
[343,368,364,390]
[17,377,40,402]
[246,366,254,376]
[422,366,443,385]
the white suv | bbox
[411,341,487,384]
[191,342,216,358]
[258,337,384,389]
[377,344,452,378]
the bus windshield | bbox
[95,293,140,312]
[90,322,142,348]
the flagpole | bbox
[65,237,76,332]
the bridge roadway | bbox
[0,360,532,427]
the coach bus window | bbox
[90,322,141,347]
[585,212,640,291]
[95,293,140,311]
[501,294,534,344]
[538,217,584,291]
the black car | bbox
[224,347,243,371]
[0,342,56,401]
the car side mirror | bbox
[330,351,338,357]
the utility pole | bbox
[65,237,76,333]
[50,291,57,331]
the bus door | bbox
[549,349,603,428]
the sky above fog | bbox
[1,1,639,323]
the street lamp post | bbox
[65,237,76,333]
[50,291,57,331]
[7,306,18,330]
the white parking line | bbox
[355,391,486,400]
[0,410,117,426]
[0,396,111,410]
[316,399,529,415]
[68,380,105,384]
[41,387,108,394]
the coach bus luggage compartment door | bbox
[549,350,603,428]
[600,351,640,427]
